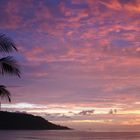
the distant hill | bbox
[0,111,70,130]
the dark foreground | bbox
[0,111,70,130]
[0,130,140,140]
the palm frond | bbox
[0,85,11,102]
[0,56,20,77]
[0,34,17,53]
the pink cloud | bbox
[100,0,140,13]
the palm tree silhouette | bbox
[0,85,11,109]
[0,34,20,110]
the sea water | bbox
[0,130,140,140]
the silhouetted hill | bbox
[0,111,70,130]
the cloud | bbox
[78,109,95,115]
[100,0,122,11]
[108,109,117,114]
[100,0,140,13]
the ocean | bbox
[0,130,140,140]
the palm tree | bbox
[0,34,20,110]
[0,85,11,110]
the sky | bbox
[0,0,140,132]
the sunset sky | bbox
[0,0,140,131]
